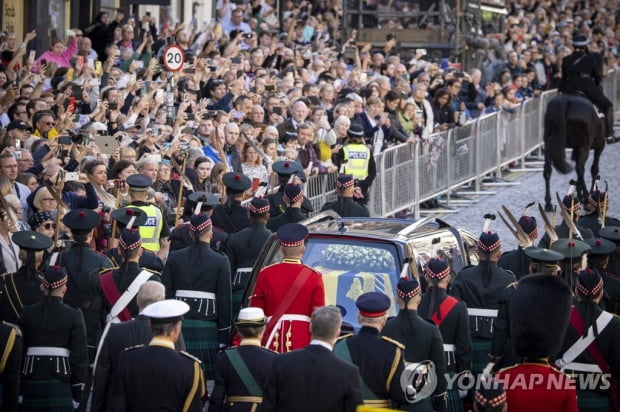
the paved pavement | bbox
[426,141,620,251]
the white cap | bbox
[142,299,189,324]
[236,307,266,325]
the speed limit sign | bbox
[163,44,185,72]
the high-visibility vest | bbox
[133,203,163,252]
[342,143,370,180]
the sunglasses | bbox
[42,223,56,230]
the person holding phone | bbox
[241,142,268,191]
[33,29,81,73]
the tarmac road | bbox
[427,141,620,251]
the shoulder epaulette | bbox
[123,344,144,352]
[2,321,22,336]
[336,333,353,342]
[142,268,162,276]
[381,335,405,349]
[180,350,202,363]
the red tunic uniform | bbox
[496,362,579,412]
[250,258,325,353]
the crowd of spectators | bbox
[0,0,617,253]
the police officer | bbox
[0,320,21,410]
[162,213,232,380]
[59,209,113,363]
[267,183,306,232]
[111,299,206,411]
[212,172,252,234]
[550,238,591,290]
[0,231,53,323]
[106,207,164,274]
[600,226,620,276]
[418,258,471,412]
[169,191,229,253]
[126,174,171,261]
[382,277,447,412]
[498,215,538,279]
[321,174,370,217]
[555,269,620,411]
[561,33,615,140]
[250,223,325,353]
[451,231,516,376]
[490,247,564,373]
[579,189,620,237]
[227,197,271,317]
[268,160,313,217]
[99,229,161,320]
[334,292,409,409]
[584,237,620,315]
[539,194,594,248]
[19,266,88,410]
[209,307,277,412]
[337,123,377,204]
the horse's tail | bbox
[545,95,573,174]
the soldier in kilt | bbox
[556,269,620,411]
[419,258,472,412]
[227,197,272,319]
[162,213,232,380]
[19,266,88,411]
[451,231,516,376]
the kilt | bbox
[446,370,463,412]
[182,319,219,380]
[21,378,73,412]
[471,338,491,376]
[576,389,612,411]
[405,397,433,412]
[231,289,244,322]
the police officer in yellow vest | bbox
[126,174,171,261]
[337,123,376,205]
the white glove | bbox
[458,390,468,399]
[481,362,495,380]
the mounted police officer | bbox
[169,191,229,253]
[419,258,471,412]
[19,265,88,411]
[162,213,232,380]
[321,174,370,218]
[267,161,313,218]
[451,229,516,376]
[560,33,616,141]
[209,307,277,412]
[267,183,306,232]
[227,197,271,318]
[335,292,409,409]
[212,172,251,234]
[126,174,171,261]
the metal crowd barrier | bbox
[251,70,620,219]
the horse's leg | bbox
[544,153,553,211]
[574,147,589,203]
[590,146,603,190]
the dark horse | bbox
[543,94,605,211]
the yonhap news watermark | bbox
[446,372,613,391]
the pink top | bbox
[33,37,78,73]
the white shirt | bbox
[310,339,333,351]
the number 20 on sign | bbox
[163,44,185,72]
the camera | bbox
[108,102,118,110]
[243,33,253,39]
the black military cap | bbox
[272,160,302,176]
[511,274,572,359]
[249,197,270,216]
[523,247,564,264]
[561,195,580,213]
[347,123,364,139]
[277,223,308,247]
[576,268,604,297]
[63,209,101,231]
[477,231,501,253]
[336,174,354,189]
[572,33,589,47]
[283,183,302,204]
[42,265,68,290]
[599,226,620,243]
[12,230,53,251]
[397,277,421,301]
[584,238,615,256]
[190,213,212,233]
[550,239,590,260]
[111,207,147,229]
[425,258,450,281]
[119,229,142,252]
[356,291,390,317]
[188,191,219,211]
[518,216,537,240]
[126,174,152,191]
[222,172,251,194]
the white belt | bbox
[176,290,216,300]
[267,314,312,323]
[562,362,603,373]
[443,344,456,352]
[467,308,498,318]
[27,347,70,357]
